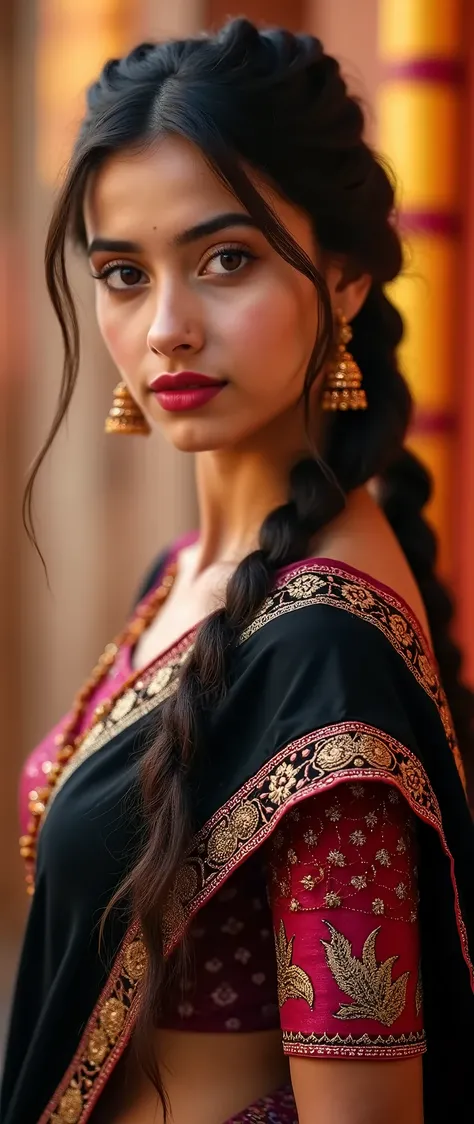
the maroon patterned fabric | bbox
[225,1084,297,1122]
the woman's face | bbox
[84,136,333,454]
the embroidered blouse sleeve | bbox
[266,781,425,1059]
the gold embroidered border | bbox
[161,722,474,991]
[40,722,472,1121]
[44,562,464,830]
[239,562,464,786]
[282,1029,426,1059]
[43,642,193,824]
[39,921,145,1124]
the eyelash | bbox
[90,243,257,291]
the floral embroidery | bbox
[221,918,244,936]
[400,762,426,803]
[328,849,346,867]
[351,875,367,891]
[303,828,319,846]
[211,984,238,1007]
[326,803,342,822]
[285,573,325,599]
[389,614,411,647]
[350,830,366,847]
[235,947,251,964]
[301,874,317,890]
[340,583,376,610]
[324,891,342,908]
[322,924,409,1026]
[274,920,314,1008]
[268,763,298,805]
[372,899,385,915]
[376,849,391,867]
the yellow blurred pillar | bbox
[377,0,464,580]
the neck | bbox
[193,422,311,572]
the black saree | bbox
[2,557,474,1124]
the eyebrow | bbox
[87,213,260,256]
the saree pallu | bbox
[2,556,474,1124]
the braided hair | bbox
[26,18,474,1107]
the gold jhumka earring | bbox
[104,382,151,435]
[322,311,367,412]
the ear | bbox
[324,262,372,323]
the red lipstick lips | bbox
[149,371,226,413]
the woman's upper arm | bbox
[289,1055,424,1124]
[266,780,425,1123]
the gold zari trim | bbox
[282,1028,426,1059]
[240,562,464,788]
[44,647,191,822]
[41,925,145,1124]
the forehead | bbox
[84,135,247,241]
[83,134,313,251]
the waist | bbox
[93,1028,289,1124]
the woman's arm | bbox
[290,1055,423,1124]
[266,781,426,1123]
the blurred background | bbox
[1,0,474,1055]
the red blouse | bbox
[267,782,424,1058]
[158,781,424,1058]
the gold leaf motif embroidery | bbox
[415,964,423,1017]
[322,923,409,1027]
[274,920,314,1009]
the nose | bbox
[147,285,204,359]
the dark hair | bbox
[25,18,474,1111]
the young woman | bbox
[2,19,474,1124]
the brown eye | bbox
[202,248,254,276]
[218,251,244,272]
[93,263,149,291]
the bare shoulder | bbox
[310,486,432,641]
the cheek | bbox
[222,278,317,385]
[95,294,143,370]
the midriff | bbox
[91,1028,289,1124]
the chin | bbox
[157,417,236,453]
